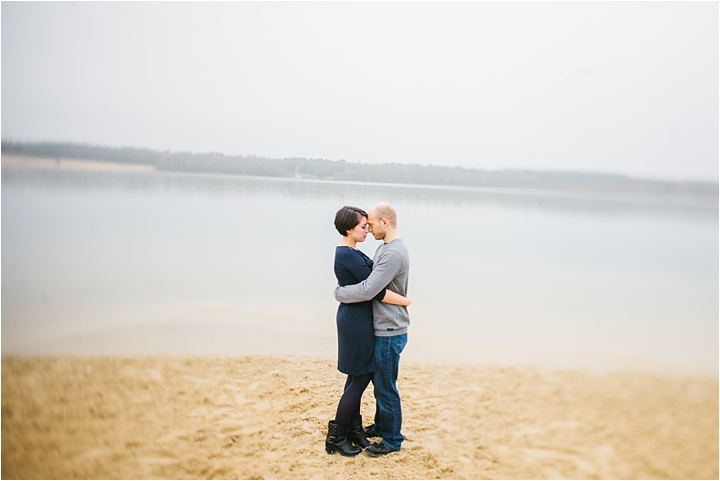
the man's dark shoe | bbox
[365,442,400,457]
[363,424,379,438]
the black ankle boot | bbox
[325,420,361,457]
[347,416,370,449]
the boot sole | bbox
[326,446,361,457]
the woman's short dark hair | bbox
[334,206,367,236]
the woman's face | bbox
[347,216,370,243]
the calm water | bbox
[2,166,718,376]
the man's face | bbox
[367,212,385,240]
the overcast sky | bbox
[2,1,718,181]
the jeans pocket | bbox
[391,334,407,356]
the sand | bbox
[1,153,157,172]
[2,356,717,480]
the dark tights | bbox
[334,372,373,426]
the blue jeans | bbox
[372,333,407,450]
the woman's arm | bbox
[381,289,411,307]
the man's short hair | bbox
[334,206,367,236]
[373,202,397,228]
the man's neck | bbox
[383,230,400,243]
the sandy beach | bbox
[2,356,717,479]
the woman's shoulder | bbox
[335,245,353,258]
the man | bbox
[333,202,410,457]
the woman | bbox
[326,206,411,457]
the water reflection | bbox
[3,166,717,220]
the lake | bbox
[2,165,717,377]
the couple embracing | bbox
[326,202,411,458]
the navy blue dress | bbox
[334,246,386,375]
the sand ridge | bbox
[2,356,717,479]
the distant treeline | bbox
[2,140,717,196]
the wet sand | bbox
[2,356,717,479]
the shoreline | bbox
[1,153,157,172]
[2,355,717,479]
[3,307,715,379]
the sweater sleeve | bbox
[334,250,400,303]
[336,249,386,302]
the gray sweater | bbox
[334,238,410,336]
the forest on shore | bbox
[2,140,717,196]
